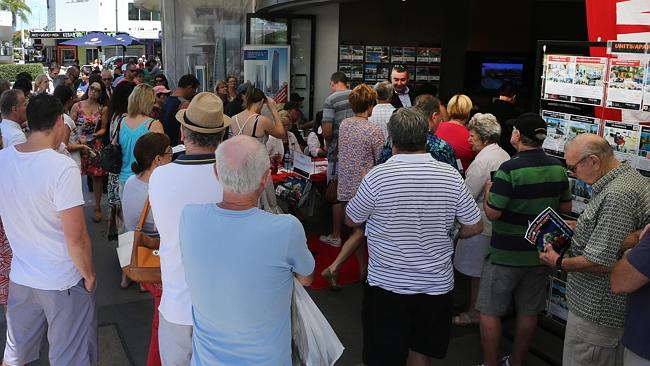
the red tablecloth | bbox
[271,158,327,184]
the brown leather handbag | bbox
[123,198,162,283]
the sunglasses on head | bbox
[393,64,407,72]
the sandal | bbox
[452,312,479,326]
[321,267,342,291]
[92,209,102,223]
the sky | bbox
[22,0,47,30]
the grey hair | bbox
[520,134,545,147]
[468,113,501,144]
[215,136,271,194]
[374,81,393,101]
[388,107,428,152]
[414,94,441,120]
[182,126,224,149]
[566,134,613,159]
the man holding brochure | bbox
[540,133,650,366]
[478,113,572,366]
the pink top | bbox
[435,121,475,171]
[337,117,385,201]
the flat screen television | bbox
[480,62,524,91]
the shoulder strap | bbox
[111,115,126,144]
[252,115,260,137]
[145,117,155,130]
[135,196,150,232]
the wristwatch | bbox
[556,256,564,271]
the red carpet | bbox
[307,235,363,290]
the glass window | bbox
[249,17,288,45]
[140,9,152,21]
[152,11,161,21]
[128,4,139,21]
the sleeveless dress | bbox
[79,107,106,177]
[231,113,282,214]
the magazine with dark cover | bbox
[525,207,573,253]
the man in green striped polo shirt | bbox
[476,113,572,366]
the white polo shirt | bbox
[346,153,481,295]
[0,119,26,148]
[0,147,84,290]
[148,153,224,326]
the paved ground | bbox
[1,188,565,365]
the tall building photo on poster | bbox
[272,50,280,93]
[243,45,291,102]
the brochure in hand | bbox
[525,207,573,253]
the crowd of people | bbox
[0,59,648,366]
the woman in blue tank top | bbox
[117,84,165,193]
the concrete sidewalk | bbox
[0,194,562,365]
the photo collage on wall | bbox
[338,45,441,89]
[540,110,650,177]
[542,54,650,111]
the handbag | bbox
[99,116,124,174]
[123,197,161,283]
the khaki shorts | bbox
[3,280,98,366]
[563,311,624,366]
[475,260,551,316]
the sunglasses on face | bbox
[89,86,102,93]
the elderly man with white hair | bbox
[179,135,315,365]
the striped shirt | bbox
[487,149,571,266]
[322,90,353,166]
[346,153,481,295]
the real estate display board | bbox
[243,45,291,103]
[603,120,641,166]
[606,59,645,111]
[541,110,601,158]
[338,45,441,87]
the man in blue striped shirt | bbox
[346,107,483,366]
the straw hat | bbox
[176,92,231,134]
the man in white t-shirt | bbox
[0,93,97,365]
[148,92,231,365]
[0,89,27,148]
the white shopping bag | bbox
[116,231,135,268]
[291,278,344,366]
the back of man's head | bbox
[499,82,517,98]
[330,72,348,86]
[26,93,63,132]
[178,74,199,89]
[388,107,428,152]
[414,94,441,120]
[215,135,270,194]
[0,89,23,117]
[16,72,33,83]
[12,79,31,96]
[374,81,394,102]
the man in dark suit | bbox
[390,65,416,108]
[484,82,522,156]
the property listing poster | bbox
[339,64,363,81]
[243,45,290,103]
[542,110,569,157]
[365,46,390,63]
[569,177,593,215]
[543,55,575,102]
[541,111,601,158]
[643,64,650,112]
[416,48,442,64]
[603,121,641,165]
[572,56,608,106]
[339,45,364,62]
[606,59,645,111]
[391,47,416,63]
[637,125,650,177]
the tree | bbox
[0,0,31,30]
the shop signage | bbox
[30,31,87,39]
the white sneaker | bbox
[319,234,342,247]
[501,355,512,366]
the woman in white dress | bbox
[453,113,511,325]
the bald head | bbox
[565,133,613,159]
[215,135,270,194]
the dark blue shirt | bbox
[622,233,650,360]
[378,131,459,171]
[160,96,182,146]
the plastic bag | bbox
[291,278,344,366]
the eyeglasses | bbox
[89,86,102,93]
[155,79,164,84]
[128,68,138,73]
[102,78,113,82]
[567,154,592,173]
